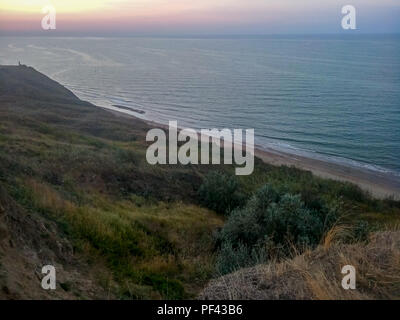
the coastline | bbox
[254,147,400,200]
[101,106,400,200]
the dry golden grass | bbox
[200,230,400,300]
[26,179,75,213]
[322,224,353,249]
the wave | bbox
[257,139,400,178]
[67,81,400,180]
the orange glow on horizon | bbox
[0,0,278,32]
[1,0,398,33]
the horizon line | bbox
[1,32,400,38]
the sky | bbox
[0,0,399,35]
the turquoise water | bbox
[0,35,399,176]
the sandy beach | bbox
[102,106,400,200]
[254,147,400,200]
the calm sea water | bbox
[1,36,399,177]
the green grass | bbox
[7,178,222,299]
[1,67,399,298]
[2,111,399,298]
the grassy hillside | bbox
[0,65,399,299]
[0,65,225,299]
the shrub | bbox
[198,171,245,215]
[216,184,340,274]
[352,220,370,242]
[215,242,267,275]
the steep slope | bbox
[1,65,399,300]
[0,65,223,299]
[0,65,82,104]
[0,185,111,299]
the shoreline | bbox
[100,106,400,200]
[254,147,400,200]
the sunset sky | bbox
[0,0,399,35]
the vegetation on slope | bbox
[200,230,400,300]
[0,65,399,299]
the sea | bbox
[0,35,399,178]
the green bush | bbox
[216,184,340,274]
[198,171,245,215]
[352,220,371,242]
[215,242,268,275]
